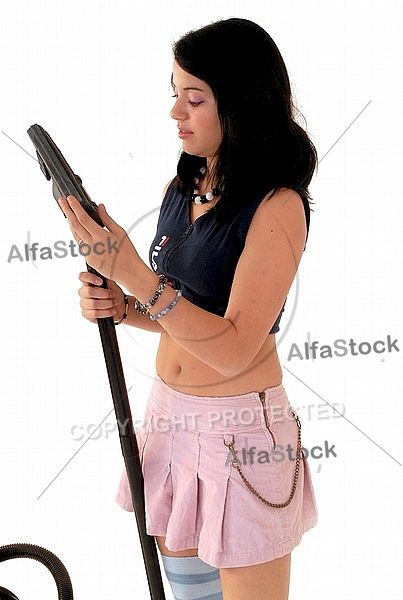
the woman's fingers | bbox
[78,274,121,300]
[80,296,115,311]
[78,271,104,286]
[58,196,137,282]
[58,196,91,244]
[96,203,121,234]
[77,271,124,323]
[79,291,118,321]
[78,285,111,300]
[60,196,124,241]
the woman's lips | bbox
[178,129,193,139]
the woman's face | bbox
[170,61,222,162]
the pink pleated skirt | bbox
[116,375,318,568]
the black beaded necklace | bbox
[191,166,225,205]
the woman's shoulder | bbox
[232,187,303,235]
[256,187,305,220]
[245,187,307,253]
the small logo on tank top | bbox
[151,235,169,271]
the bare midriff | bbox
[155,330,282,397]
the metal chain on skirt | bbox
[223,412,302,509]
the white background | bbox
[1,1,402,598]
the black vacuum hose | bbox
[0,586,19,600]
[0,543,73,600]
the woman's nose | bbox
[170,98,187,121]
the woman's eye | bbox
[171,94,203,107]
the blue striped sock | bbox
[161,555,223,600]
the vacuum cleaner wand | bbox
[25,125,166,599]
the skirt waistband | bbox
[149,375,294,434]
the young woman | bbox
[59,18,318,600]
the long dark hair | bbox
[172,18,317,231]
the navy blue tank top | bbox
[149,180,285,333]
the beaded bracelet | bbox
[134,275,168,315]
[149,290,182,321]
[114,294,129,325]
